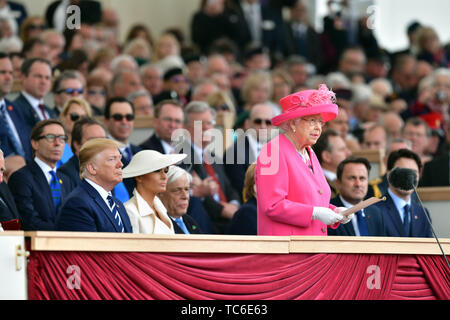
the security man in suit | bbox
[329,156,385,236]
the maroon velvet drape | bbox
[27,251,449,300]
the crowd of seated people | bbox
[0,0,449,237]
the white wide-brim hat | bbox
[122,150,187,179]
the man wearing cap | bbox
[255,84,353,236]
[56,138,133,233]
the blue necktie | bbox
[174,217,190,234]
[49,170,61,212]
[403,204,411,237]
[356,210,369,236]
[0,103,25,157]
[107,194,124,232]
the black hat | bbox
[163,67,183,81]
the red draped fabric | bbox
[27,251,449,300]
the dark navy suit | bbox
[56,179,132,233]
[226,197,257,235]
[8,161,74,230]
[171,214,202,234]
[328,196,386,236]
[14,92,56,129]
[0,99,33,161]
[374,192,432,238]
[139,133,165,154]
[0,182,20,223]
[58,154,81,186]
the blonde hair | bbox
[242,163,257,202]
[241,71,272,104]
[79,138,121,179]
[61,97,92,118]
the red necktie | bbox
[203,162,227,203]
[38,104,47,120]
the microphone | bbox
[389,167,450,269]
[388,167,418,191]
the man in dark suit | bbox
[58,117,106,186]
[14,58,55,130]
[8,120,74,230]
[56,138,132,233]
[139,99,184,154]
[0,53,33,162]
[375,149,432,238]
[103,97,141,201]
[281,0,322,69]
[177,101,240,233]
[223,103,275,197]
[419,151,450,187]
[328,157,385,236]
[0,149,20,223]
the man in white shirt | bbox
[14,58,55,129]
[8,119,74,230]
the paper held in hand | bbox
[342,197,386,217]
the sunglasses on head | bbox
[58,88,84,95]
[253,118,272,125]
[111,113,134,122]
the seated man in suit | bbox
[328,156,385,236]
[0,52,33,179]
[139,99,184,154]
[8,119,74,230]
[312,128,351,198]
[56,138,132,233]
[0,148,21,224]
[58,117,107,186]
[177,101,240,233]
[375,149,432,238]
[223,103,276,197]
[14,58,55,129]
[103,97,141,201]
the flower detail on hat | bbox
[289,93,307,109]
[308,84,336,106]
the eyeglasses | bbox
[37,134,68,143]
[253,118,272,126]
[153,167,169,174]
[111,113,134,122]
[301,118,325,127]
[171,76,187,83]
[69,113,83,122]
[57,88,84,95]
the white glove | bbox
[312,207,343,225]
[334,207,353,224]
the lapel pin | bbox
[414,215,418,220]
[8,105,13,111]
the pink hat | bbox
[271,84,339,126]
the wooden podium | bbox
[24,232,450,300]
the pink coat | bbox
[255,134,337,236]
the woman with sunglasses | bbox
[58,97,92,166]
[255,84,353,236]
[122,150,187,234]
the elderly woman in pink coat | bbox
[255,84,353,236]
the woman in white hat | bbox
[122,150,186,234]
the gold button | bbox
[318,190,323,195]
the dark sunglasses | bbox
[37,134,68,143]
[111,113,134,121]
[153,167,169,174]
[69,113,82,122]
[57,88,84,95]
[253,118,272,125]
[27,24,46,31]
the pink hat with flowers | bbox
[271,84,339,126]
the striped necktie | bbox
[49,170,61,212]
[107,194,124,232]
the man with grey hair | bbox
[52,69,84,116]
[110,68,142,98]
[178,101,240,233]
[127,89,153,116]
[140,64,163,97]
